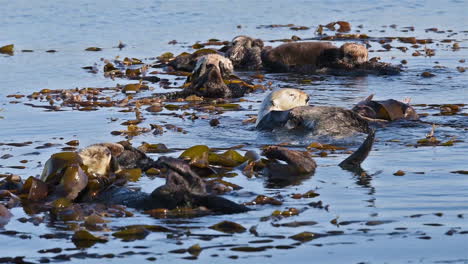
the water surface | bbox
[0,1,467,263]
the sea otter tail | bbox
[338,129,375,172]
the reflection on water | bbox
[0,0,467,263]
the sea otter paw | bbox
[262,146,316,174]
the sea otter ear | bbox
[253,39,264,48]
[271,99,276,107]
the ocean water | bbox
[0,0,467,263]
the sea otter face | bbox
[352,104,377,119]
[352,94,377,119]
[226,36,264,69]
[340,43,368,65]
[269,88,310,111]
[78,145,116,177]
[256,88,310,128]
[193,54,234,79]
[188,54,234,98]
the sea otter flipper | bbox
[339,129,375,171]
[256,110,291,130]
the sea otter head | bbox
[256,88,310,126]
[226,35,264,69]
[340,43,368,65]
[352,94,378,119]
[78,143,123,177]
[352,104,377,119]
[268,88,310,111]
[187,54,234,98]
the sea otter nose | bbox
[305,96,310,103]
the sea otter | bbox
[77,144,122,177]
[37,144,250,214]
[178,54,253,98]
[261,42,368,72]
[225,36,401,75]
[225,35,264,70]
[256,88,370,136]
[352,94,419,121]
[185,54,234,98]
[155,54,248,99]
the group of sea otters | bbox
[0,36,419,217]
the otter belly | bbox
[256,106,369,136]
[287,106,370,136]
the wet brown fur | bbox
[353,95,419,121]
[261,42,368,72]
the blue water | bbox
[0,0,467,263]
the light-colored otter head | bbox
[193,54,234,79]
[226,35,264,69]
[256,88,310,126]
[78,143,123,177]
[340,43,368,64]
[188,54,234,98]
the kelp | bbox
[0,44,14,55]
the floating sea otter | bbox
[262,42,367,72]
[185,54,236,98]
[225,36,401,75]
[163,54,254,99]
[352,94,419,121]
[36,143,249,214]
[225,35,264,70]
[255,88,375,172]
[0,137,374,215]
[256,88,370,136]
